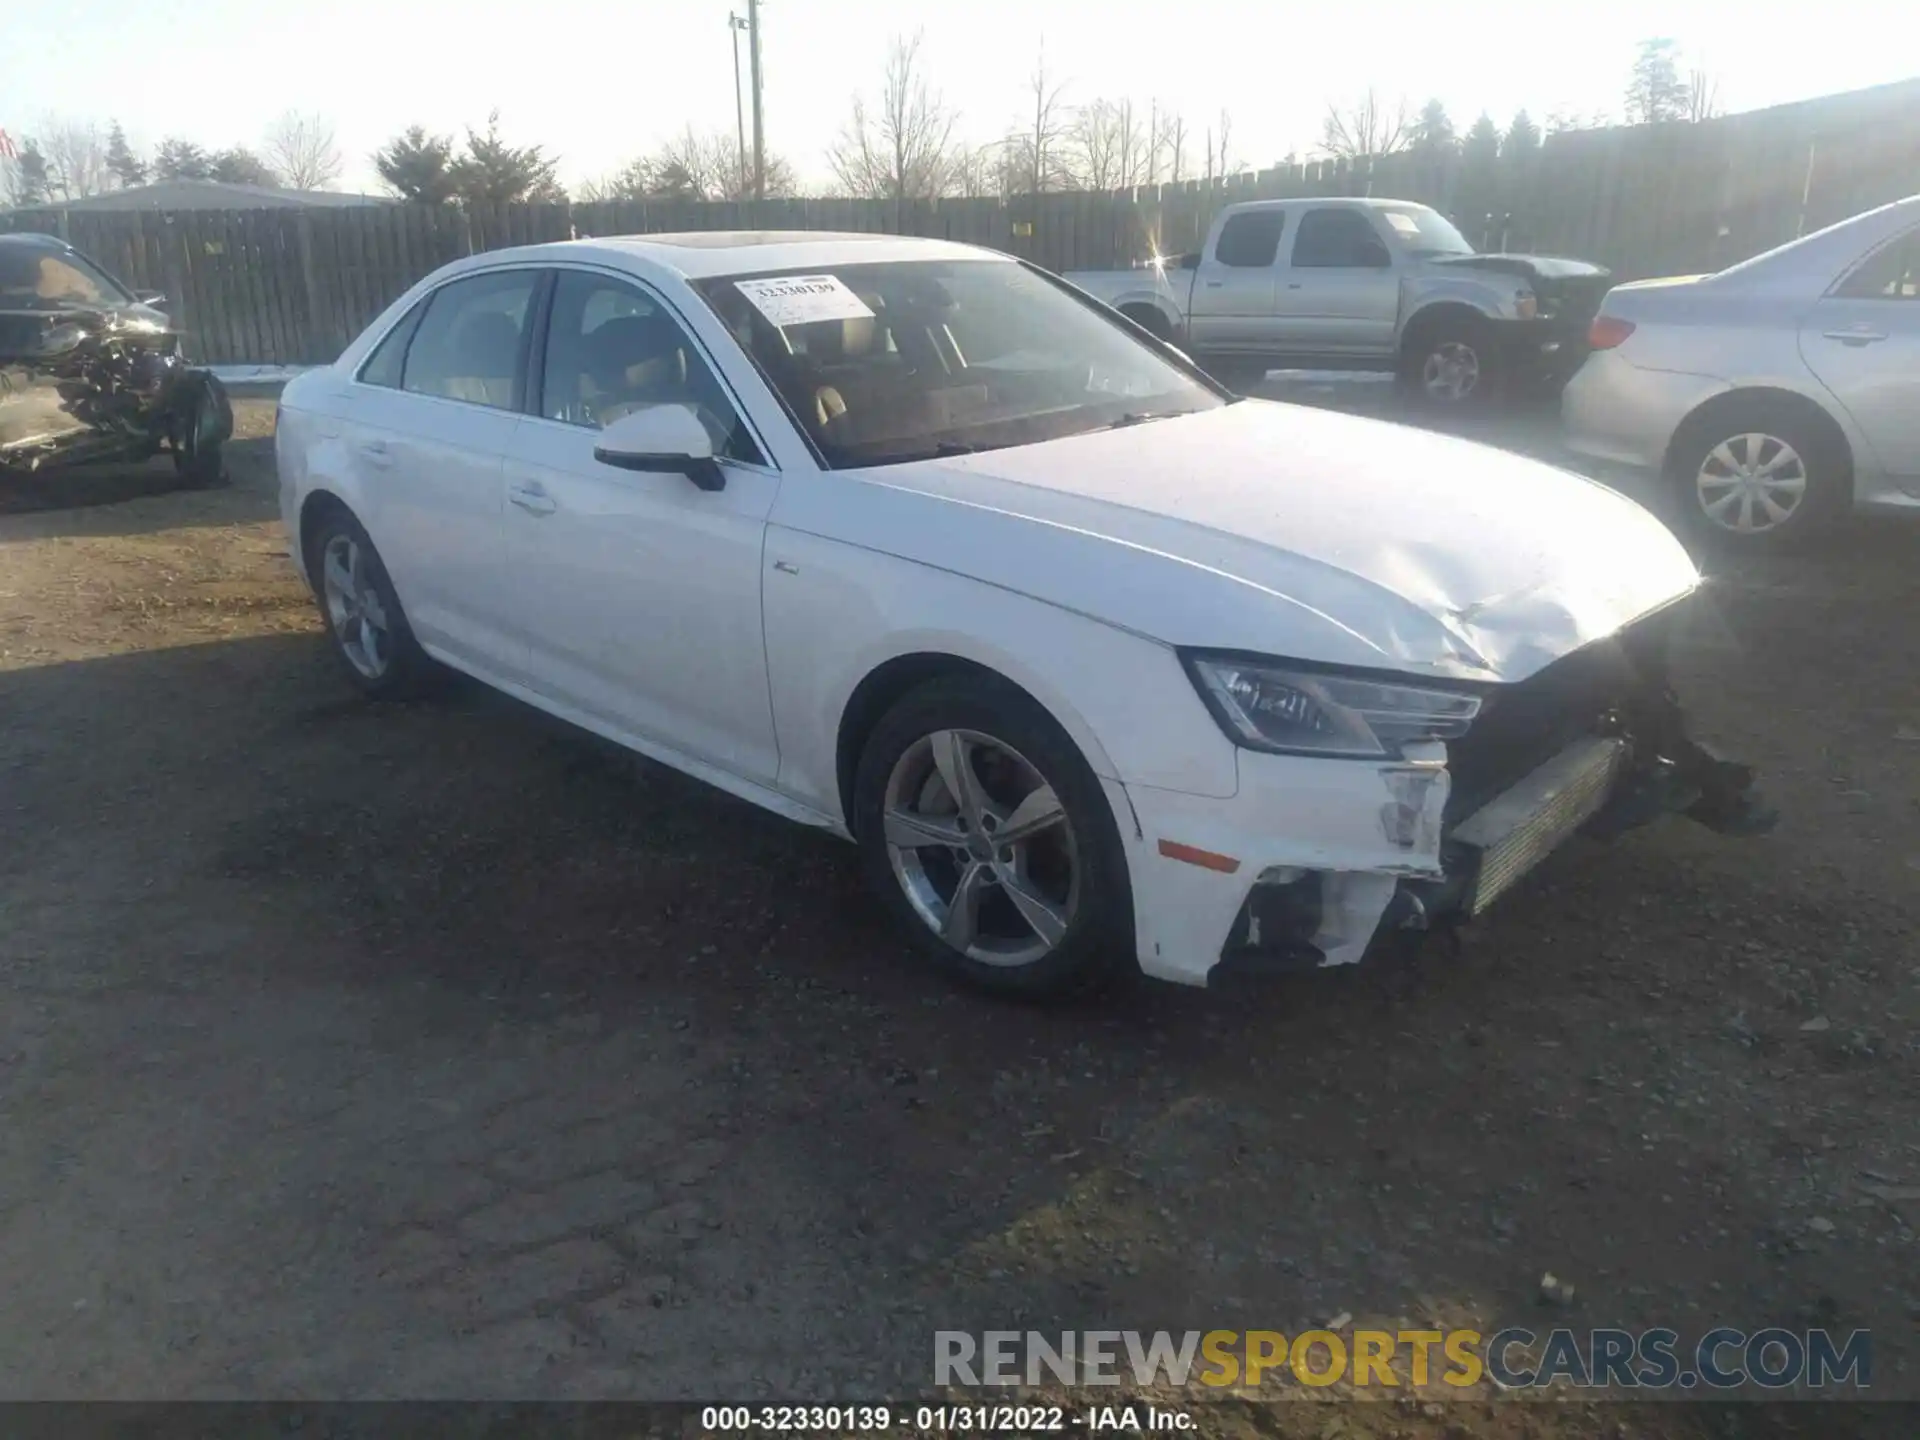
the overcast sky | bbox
[4,1,1915,194]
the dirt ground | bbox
[1,394,1915,1434]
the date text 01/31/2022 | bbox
[698,1405,1196,1433]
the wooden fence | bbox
[7,79,1916,366]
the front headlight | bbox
[1184,655,1481,759]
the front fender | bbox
[1400,275,1519,337]
[762,527,1241,830]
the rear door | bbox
[1187,209,1285,354]
[1799,224,1920,481]
[340,266,542,681]
[1274,206,1401,358]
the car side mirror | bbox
[1178,252,1201,271]
[1363,243,1393,269]
[592,404,725,491]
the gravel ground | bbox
[1,395,1915,1436]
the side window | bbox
[400,270,539,410]
[539,270,764,464]
[1292,209,1393,269]
[1213,211,1285,268]
[357,297,429,389]
[1836,231,1920,300]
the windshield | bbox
[0,243,132,311]
[694,259,1225,469]
[1379,205,1476,258]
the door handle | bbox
[507,482,556,517]
[1204,281,1224,288]
[357,439,392,469]
[1286,283,1303,290]
[1822,328,1888,346]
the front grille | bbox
[1443,602,1680,825]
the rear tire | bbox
[852,674,1134,999]
[1665,398,1849,554]
[304,507,438,699]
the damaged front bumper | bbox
[1113,609,1774,988]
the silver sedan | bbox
[1563,194,1919,549]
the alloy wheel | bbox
[1694,432,1808,535]
[320,532,392,680]
[1421,341,1481,402]
[881,728,1079,968]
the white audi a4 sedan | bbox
[275,231,1770,997]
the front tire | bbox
[1399,315,1499,409]
[305,509,437,699]
[171,373,232,487]
[852,675,1134,998]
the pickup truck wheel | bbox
[1400,317,1499,409]
[853,675,1134,1000]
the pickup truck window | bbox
[696,259,1224,469]
[1292,209,1393,269]
[1213,211,1285,268]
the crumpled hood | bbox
[1429,252,1611,282]
[826,400,1699,683]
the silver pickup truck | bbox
[1065,197,1611,405]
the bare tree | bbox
[264,111,343,191]
[1154,111,1189,185]
[38,119,112,201]
[945,140,1009,198]
[1203,111,1234,184]
[826,31,961,201]
[1686,69,1721,122]
[997,49,1076,196]
[1320,90,1411,161]
[1072,99,1152,192]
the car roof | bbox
[455,231,1010,281]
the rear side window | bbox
[358,298,428,389]
[400,270,541,410]
[1292,209,1393,268]
[1836,231,1920,300]
[1214,211,1285,268]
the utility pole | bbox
[729,13,750,193]
[747,0,766,200]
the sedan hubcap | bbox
[1422,341,1480,401]
[1695,433,1808,534]
[882,728,1078,967]
[320,533,391,679]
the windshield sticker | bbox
[1383,211,1422,238]
[734,274,875,328]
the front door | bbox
[1187,209,1285,354]
[1800,225,1920,483]
[503,268,783,784]
[1273,206,1401,359]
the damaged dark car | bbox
[0,231,231,486]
